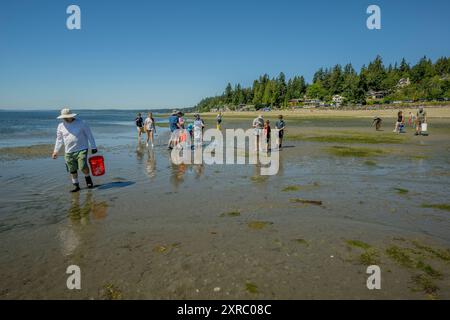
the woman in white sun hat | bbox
[52,108,98,192]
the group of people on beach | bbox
[373,106,428,136]
[135,112,156,147]
[252,114,286,151]
[134,110,287,152]
[53,105,430,193]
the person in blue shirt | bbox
[168,110,180,149]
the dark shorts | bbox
[278,130,284,139]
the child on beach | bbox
[52,108,98,193]
[135,113,144,141]
[144,112,156,148]
[263,120,271,151]
[275,115,286,149]
[216,112,223,130]
[193,114,205,147]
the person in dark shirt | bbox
[135,113,144,141]
[264,120,271,152]
[275,115,286,149]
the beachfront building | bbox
[332,95,345,107]
[367,90,388,100]
[397,77,411,88]
[303,99,322,108]
[288,99,303,107]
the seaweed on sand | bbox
[326,146,385,157]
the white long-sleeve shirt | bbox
[54,118,97,154]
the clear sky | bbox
[0,0,449,110]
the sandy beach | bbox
[198,105,450,119]
[1,112,449,299]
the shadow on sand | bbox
[96,181,135,190]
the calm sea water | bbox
[0,110,167,147]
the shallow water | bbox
[0,116,449,299]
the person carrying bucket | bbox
[415,106,427,136]
[52,108,98,193]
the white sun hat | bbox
[57,108,77,119]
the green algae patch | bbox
[415,260,443,279]
[0,144,58,161]
[346,240,372,250]
[386,245,415,268]
[283,183,320,192]
[101,284,123,300]
[245,282,259,294]
[421,203,450,212]
[251,176,268,183]
[220,211,241,218]
[359,249,380,266]
[411,241,450,262]
[287,132,405,144]
[293,238,309,246]
[394,188,409,195]
[290,198,323,206]
[326,146,386,157]
[247,221,273,230]
[411,274,439,296]
[282,186,301,192]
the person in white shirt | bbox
[52,108,98,192]
[193,113,205,147]
[144,112,156,148]
[252,114,264,151]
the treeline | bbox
[195,56,450,111]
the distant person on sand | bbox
[144,112,156,148]
[52,108,97,193]
[168,110,180,149]
[393,111,404,134]
[415,106,427,135]
[408,112,413,127]
[275,115,286,149]
[135,113,144,141]
[216,112,223,130]
[252,114,264,151]
[372,116,383,131]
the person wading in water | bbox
[52,108,98,193]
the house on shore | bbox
[397,78,411,88]
[332,95,345,106]
[367,90,388,100]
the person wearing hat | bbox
[252,114,264,151]
[415,106,427,135]
[52,108,98,192]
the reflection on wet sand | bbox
[170,161,187,189]
[135,142,145,163]
[146,149,156,179]
[59,192,109,256]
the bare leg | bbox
[150,130,154,147]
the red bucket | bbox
[89,155,105,176]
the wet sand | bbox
[0,117,449,299]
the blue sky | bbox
[0,0,449,109]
